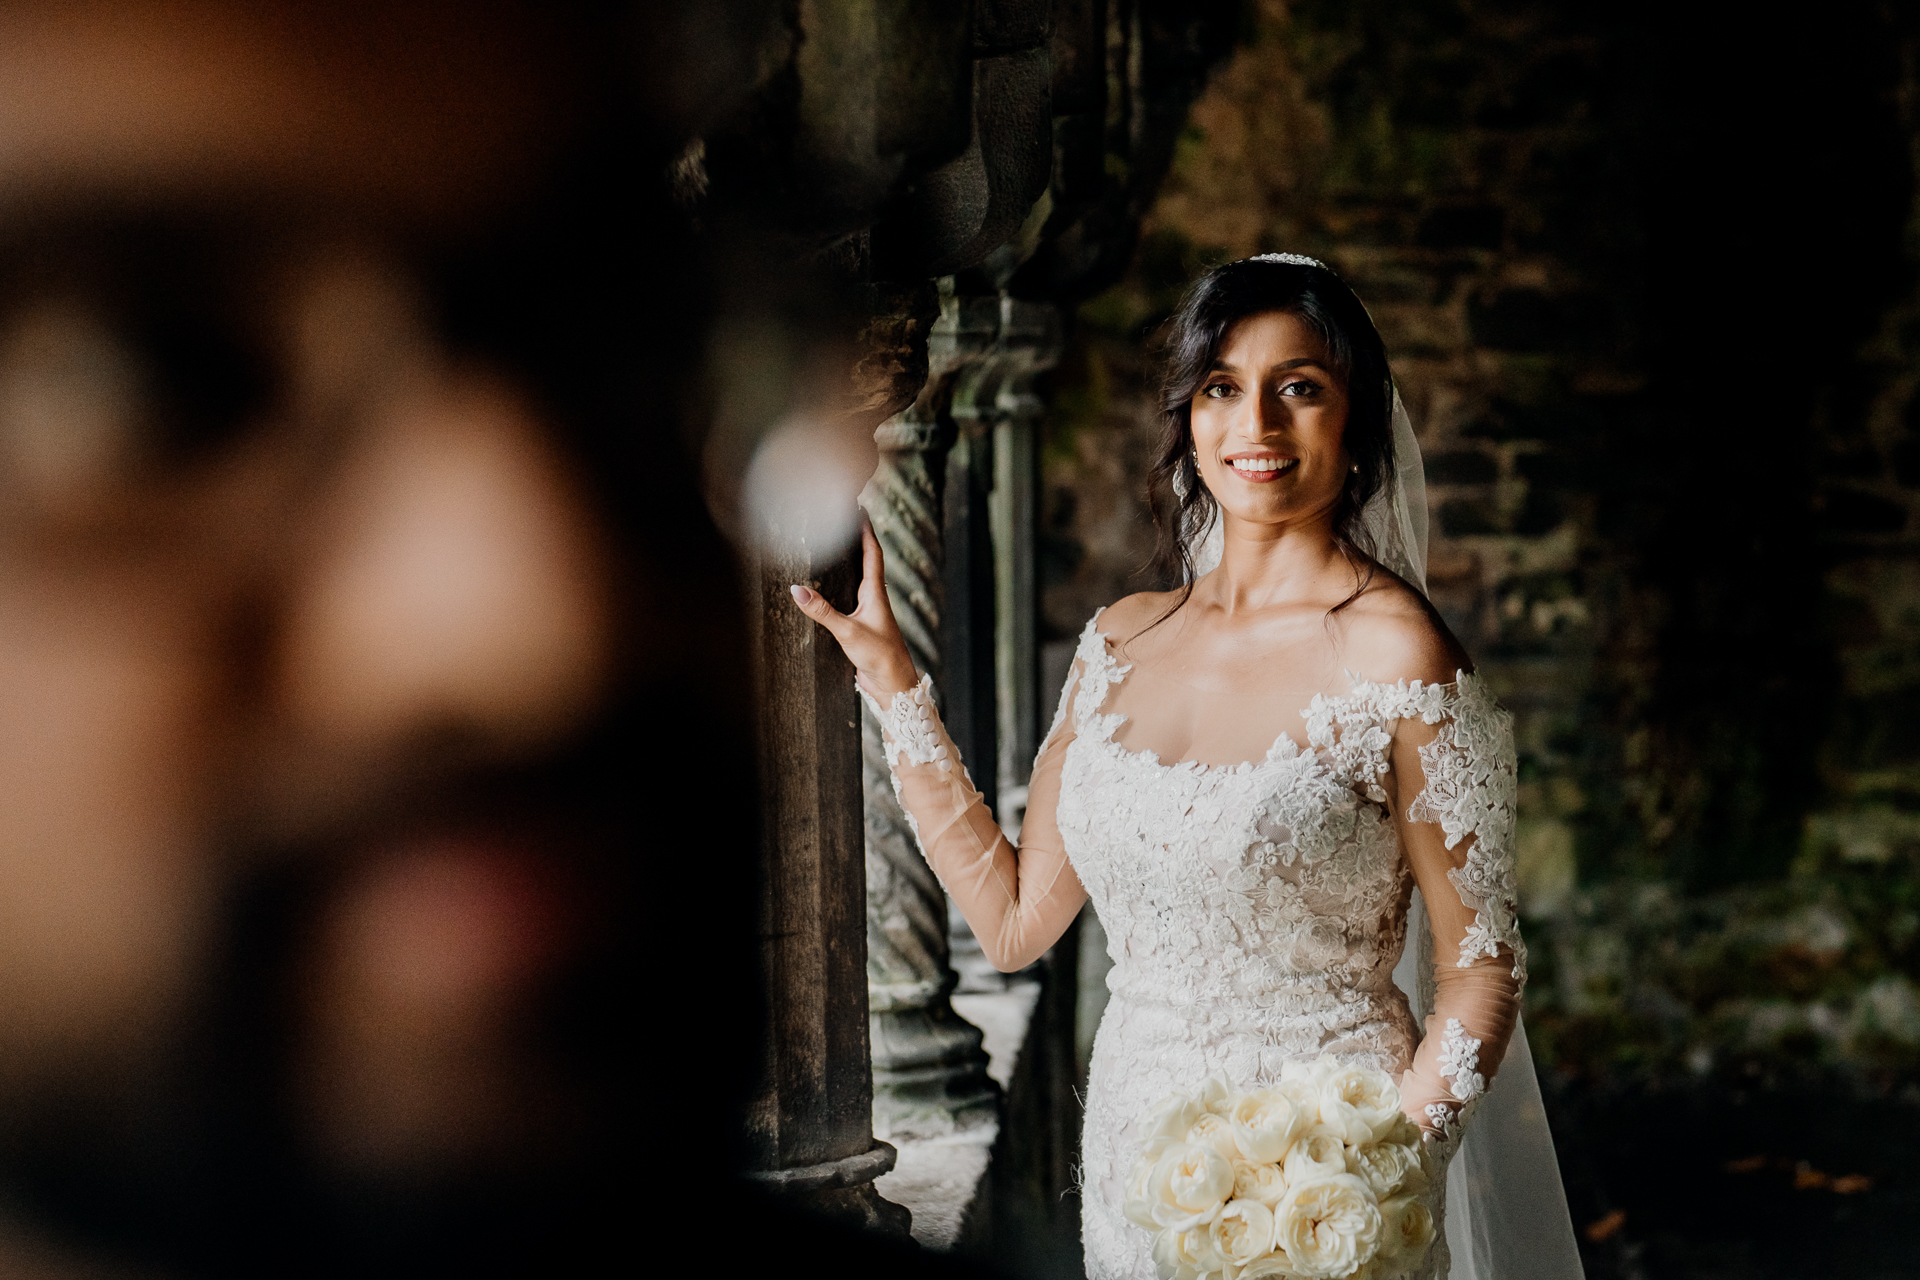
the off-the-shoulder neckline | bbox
[1069,613,1481,777]
[1082,607,1473,699]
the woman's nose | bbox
[1245,387,1288,439]
[273,375,611,752]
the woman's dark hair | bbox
[1147,256,1395,616]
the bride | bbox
[791,254,1582,1279]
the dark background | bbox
[1037,2,1920,1274]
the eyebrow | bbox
[1206,357,1330,375]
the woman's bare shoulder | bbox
[1097,589,1181,640]
[1336,573,1473,687]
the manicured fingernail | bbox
[790,585,814,605]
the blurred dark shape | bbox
[0,2,773,1275]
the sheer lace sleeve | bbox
[859,660,1088,973]
[1377,673,1526,1141]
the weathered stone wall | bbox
[1039,0,1920,1098]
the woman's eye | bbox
[1280,379,1320,397]
[1202,383,1235,399]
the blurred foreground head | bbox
[0,1,755,1273]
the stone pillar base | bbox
[870,1001,1002,1141]
[746,1141,914,1236]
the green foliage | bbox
[1527,844,1920,1089]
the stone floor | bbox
[875,981,1043,1250]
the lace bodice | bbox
[863,610,1526,1280]
[1057,622,1514,1041]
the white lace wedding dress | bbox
[865,607,1573,1279]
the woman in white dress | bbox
[792,254,1581,1279]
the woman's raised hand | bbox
[789,520,920,700]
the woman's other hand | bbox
[789,520,919,699]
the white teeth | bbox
[1230,457,1292,473]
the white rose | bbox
[1150,1141,1236,1232]
[1230,1088,1307,1163]
[1196,1075,1235,1116]
[1232,1159,1290,1207]
[1281,1056,1336,1096]
[1278,1058,1334,1125]
[1318,1065,1403,1145]
[1274,1175,1383,1280]
[1235,1255,1300,1280]
[1391,1144,1429,1199]
[1210,1198,1278,1272]
[1126,1156,1162,1230]
[1152,1226,1223,1280]
[1377,1194,1436,1260]
[1344,1139,1417,1200]
[1143,1091,1205,1159]
[1378,1111,1422,1149]
[1282,1124,1348,1187]
[1277,1079,1322,1130]
[1190,1110,1245,1160]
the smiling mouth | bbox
[1228,457,1298,480]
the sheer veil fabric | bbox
[1190,382,1584,1280]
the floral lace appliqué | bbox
[1400,675,1526,982]
[1309,671,1526,984]
[860,674,968,864]
[1436,1017,1485,1102]
[860,674,951,773]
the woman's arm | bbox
[792,523,1087,972]
[1381,677,1525,1140]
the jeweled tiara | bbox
[1244,252,1328,270]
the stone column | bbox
[739,284,937,1234]
[944,298,1062,990]
[984,300,1060,825]
[745,535,909,1233]
[861,292,1003,1142]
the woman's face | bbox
[1189,309,1351,535]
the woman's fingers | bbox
[857,519,892,618]
[789,574,916,696]
[787,524,916,693]
[788,584,850,640]
[860,519,884,591]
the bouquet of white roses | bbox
[1123,1060,1435,1280]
